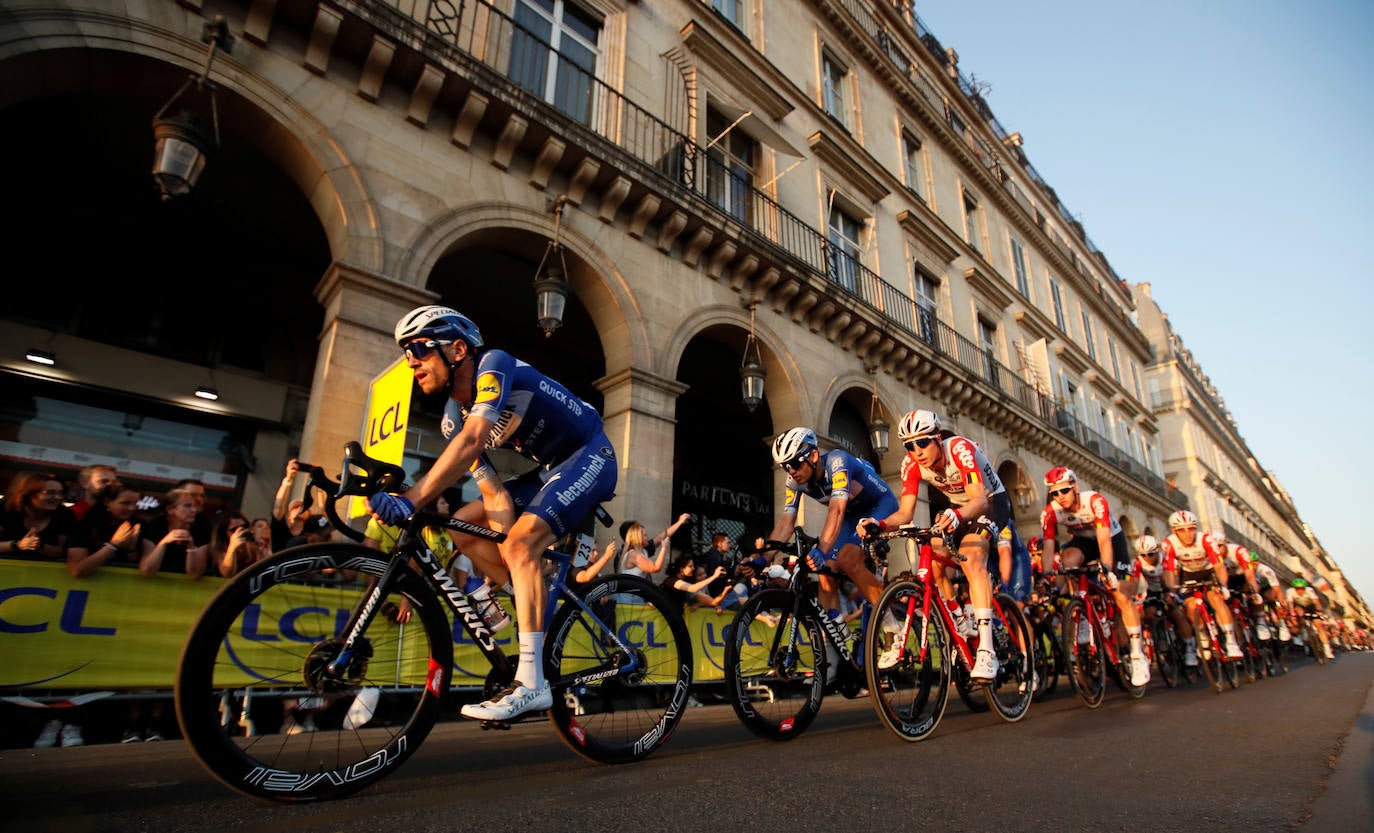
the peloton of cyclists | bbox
[1133,534,1197,667]
[1039,466,1151,687]
[1287,578,1335,661]
[1212,529,1266,638]
[858,409,1026,681]
[1158,510,1244,662]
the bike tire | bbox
[1237,625,1259,684]
[175,543,451,802]
[1307,624,1328,666]
[1061,600,1106,709]
[1151,618,1179,689]
[1031,621,1061,701]
[545,574,692,763]
[983,593,1033,722]
[723,588,826,740]
[864,579,950,742]
[1190,610,1224,694]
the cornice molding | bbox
[963,265,1015,312]
[1054,341,1091,375]
[897,208,960,264]
[680,19,795,121]
[808,130,890,203]
[1013,308,1056,343]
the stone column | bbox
[595,366,688,536]
[301,262,435,465]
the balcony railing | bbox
[352,0,1166,494]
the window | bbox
[510,0,601,125]
[962,190,982,254]
[901,130,923,199]
[1130,359,1142,401]
[705,106,757,224]
[712,0,743,29]
[1010,237,1029,298]
[822,51,849,128]
[979,316,999,387]
[1080,308,1097,360]
[1108,337,1121,381]
[1050,277,1066,331]
[827,198,862,292]
[1147,376,1161,407]
[914,267,938,344]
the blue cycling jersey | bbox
[781,449,892,519]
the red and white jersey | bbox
[1161,531,1224,574]
[899,436,1005,507]
[1040,490,1121,542]
[1132,554,1166,594]
[1219,544,1254,576]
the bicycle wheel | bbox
[864,580,951,742]
[176,543,452,802]
[1151,618,1179,689]
[1061,600,1106,709]
[1031,621,1060,701]
[723,589,826,740]
[1307,624,1328,665]
[1236,624,1259,684]
[1191,611,1223,694]
[546,574,691,763]
[982,594,1033,722]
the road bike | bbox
[1024,584,1066,701]
[721,527,878,740]
[174,442,693,802]
[1050,563,1146,708]
[1140,592,1189,688]
[862,525,1032,742]
[1178,578,1242,693]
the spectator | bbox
[138,486,209,579]
[698,532,738,598]
[616,513,690,579]
[213,510,268,577]
[0,471,75,561]
[67,481,142,577]
[271,459,311,550]
[248,517,273,555]
[173,477,214,543]
[714,557,765,614]
[660,552,727,612]
[69,464,118,521]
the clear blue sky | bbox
[919,1,1374,607]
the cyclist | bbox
[1159,509,1243,660]
[768,425,897,626]
[1039,466,1150,686]
[369,305,618,721]
[859,409,1024,680]
[1133,534,1196,667]
[1212,529,1264,630]
[1287,578,1334,660]
[1249,552,1291,642]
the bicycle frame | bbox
[1058,565,1127,669]
[1178,580,1232,664]
[763,528,867,673]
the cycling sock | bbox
[974,608,992,645]
[517,631,545,690]
[1127,627,1144,658]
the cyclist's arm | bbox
[1039,506,1059,562]
[866,491,918,534]
[817,494,847,555]
[405,412,495,510]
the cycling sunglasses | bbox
[1049,487,1074,497]
[902,436,939,451]
[402,339,452,361]
[782,456,810,473]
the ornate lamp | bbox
[151,16,234,200]
[740,300,766,411]
[867,368,889,455]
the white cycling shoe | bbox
[1224,641,1244,660]
[969,649,998,681]
[1130,656,1151,687]
[461,682,553,721]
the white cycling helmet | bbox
[1135,534,1160,556]
[1168,510,1198,530]
[394,305,484,349]
[772,427,817,466]
[897,409,941,440]
[1209,529,1227,545]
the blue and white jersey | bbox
[441,349,603,467]
[780,449,892,519]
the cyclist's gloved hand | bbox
[806,547,830,571]
[370,492,414,526]
[934,508,960,533]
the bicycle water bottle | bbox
[469,582,512,632]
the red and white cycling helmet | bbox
[1044,466,1077,488]
[1209,529,1227,546]
[1167,510,1198,530]
[1135,534,1160,556]
[897,409,941,441]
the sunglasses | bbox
[402,339,451,361]
[782,458,809,473]
[902,436,939,451]
[1049,487,1074,497]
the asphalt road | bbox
[4,654,1371,833]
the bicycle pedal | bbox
[478,719,513,731]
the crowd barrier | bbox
[0,561,826,693]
